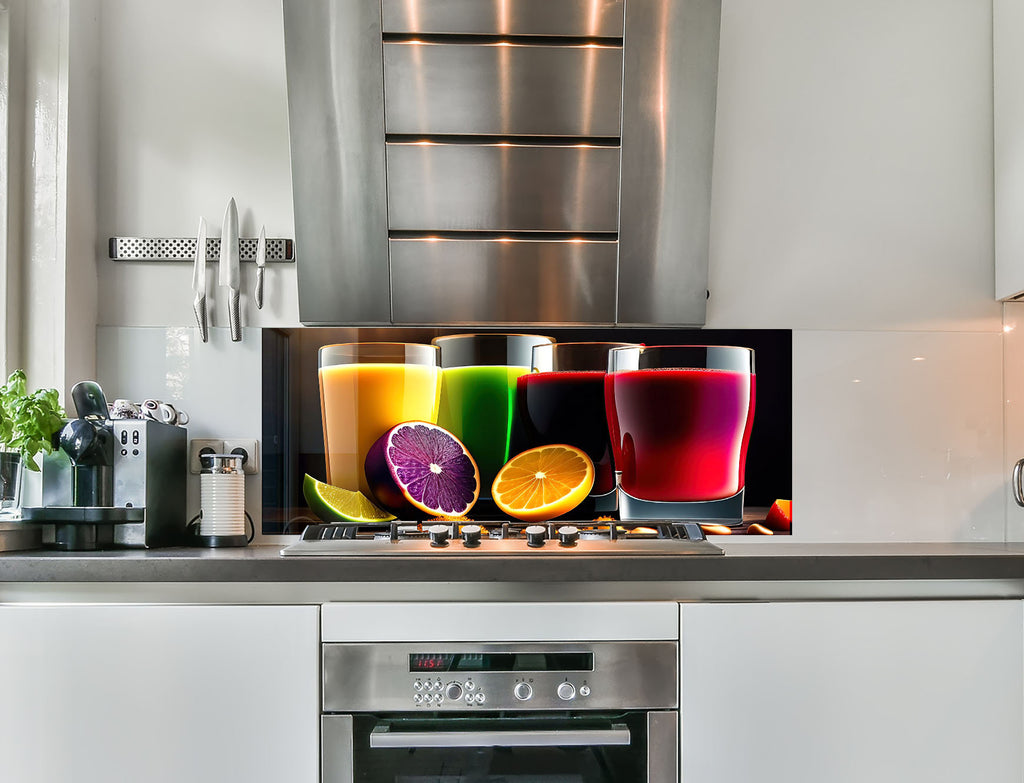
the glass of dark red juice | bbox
[605,345,756,523]
[517,342,637,517]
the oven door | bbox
[323,711,677,783]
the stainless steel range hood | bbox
[283,0,721,326]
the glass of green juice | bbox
[431,333,555,514]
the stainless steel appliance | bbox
[23,383,187,550]
[321,603,680,782]
[281,520,722,556]
[283,0,722,327]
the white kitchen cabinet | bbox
[680,600,1023,783]
[0,604,319,783]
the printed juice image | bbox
[517,371,616,496]
[604,368,756,502]
[437,365,528,496]
[319,363,441,497]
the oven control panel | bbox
[323,641,678,712]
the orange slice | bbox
[491,445,595,522]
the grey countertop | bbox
[2,541,1024,603]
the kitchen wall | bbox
[91,0,1008,542]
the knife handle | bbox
[193,294,209,343]
[255,267,265,310]
[229,289,241,342]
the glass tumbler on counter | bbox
[432,333,554,511]
[605,345,756,523]
[318,342,441,498]
[517,342,637,517]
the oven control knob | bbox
[525,525,547,548]
[461,524,482,547]
[557,682,576,701]
[428,524,450,547]
[556,525,579,546]
[514,682,533,701]
[445,682,463,701]
[579,685,591,697]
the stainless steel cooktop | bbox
[280,520,723,557]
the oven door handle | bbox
[369,723,632,748]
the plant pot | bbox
[0,451,23,517]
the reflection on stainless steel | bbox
[618,0,721,325]
[390,238,617,324]
[384,42,623,137]
[283,0,391,325]
[386,143,620,231]
[381,0,625,37]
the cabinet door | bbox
[680,601,1023,783]
[0,604,319,783]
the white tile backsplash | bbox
[794,330,1004,541]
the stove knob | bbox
[557,525,579,547]
[525,525,547,548]
[514,682,533,701]
[557,682,576,701]
[445,682,463,701]
[428,524,450,547]
[461,524,482,548]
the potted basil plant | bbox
[0,370,65,515]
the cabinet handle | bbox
[1013,458,1024,507]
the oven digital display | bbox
[410,652,594,673]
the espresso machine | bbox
[22,381,187,550]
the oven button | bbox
[514,682,533,701]
[428,524,450,547]
[557,682,576,701]
[465,680,475,691]
[413,680,424,691]
[474,692,486,705]
[445,682,463,701]
[524,525,547,548]
[465,694,474,705]
[579,685,591,697]
[414,694,423,705]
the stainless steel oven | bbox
[321,640,678,783]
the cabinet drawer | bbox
[386,143,621,232]
[384,42,622,137]
[390,238,617,324]
[382,0,624,37]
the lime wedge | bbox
[302,474,396,523]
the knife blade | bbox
[219,197,241,342]
[191,216,209,342]
[254,224,266,310]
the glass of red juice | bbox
[605,345,756,523]
[517,342,638,517]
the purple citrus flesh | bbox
[365,421,479,518]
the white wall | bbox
[91,0,1006,542]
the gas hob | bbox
[280,520,723,556]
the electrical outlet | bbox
[189,439,224,474]
[223,438,260,475]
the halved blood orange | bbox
[491,444,595,522]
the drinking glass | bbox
[432,333,554,507]
[318,343,441,498]
[517,342,637,516]
[605,345,756,523]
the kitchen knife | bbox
[192,216,209,342]
[219,197,241,342]
[254,224,266,310]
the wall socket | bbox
[188,438,260,475]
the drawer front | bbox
[390,239,617,324]
[386,143,621,232]
[384,42,622,137]
[381,0,625,37]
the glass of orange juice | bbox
[318,342,441,497]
